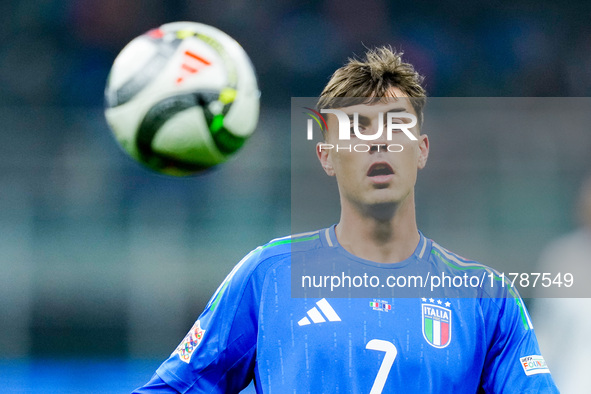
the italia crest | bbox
[421,300,452,348]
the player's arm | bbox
[479,293,559,393]
[133,374,179,393]
[133,248,265,393]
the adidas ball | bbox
[104,22,259,176]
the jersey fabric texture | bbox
[135,226,558,393]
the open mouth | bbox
[367,162,394,177]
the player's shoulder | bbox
[429,240,532,328]
[428,239,512,299]
[237,228,328,273]
[428,240,499,276]
[202,229,328,314]
[260,229,326,256]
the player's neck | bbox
[335,198,420,264]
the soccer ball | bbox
[104,22,259,176]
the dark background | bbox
[1,0,590,391]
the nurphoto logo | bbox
[303,107,418,153]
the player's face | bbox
[317,88,429,210]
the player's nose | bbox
[369,129,389,153]
[369,142,387,153]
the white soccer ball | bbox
[104,22,259,176]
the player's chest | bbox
[257,296,487,391]
[260,296,482,351]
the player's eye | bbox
[350,123,369,136]
[388,118,406,133]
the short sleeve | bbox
[480,295,559,393]
[133,373,179,393]
[152,248,265,393]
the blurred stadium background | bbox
[1,0,591,392]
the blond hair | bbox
[317,46,426,126]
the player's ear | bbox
[417,134,429,170]
[316,142,335,176]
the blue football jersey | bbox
[136,226,558,393]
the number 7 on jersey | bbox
[366,339,398,394]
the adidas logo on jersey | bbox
[298,298,341,326]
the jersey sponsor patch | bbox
[174,320,206,363]
[520,355,550,376]
[421,300,452,348]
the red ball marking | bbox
[146,28,164,39]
